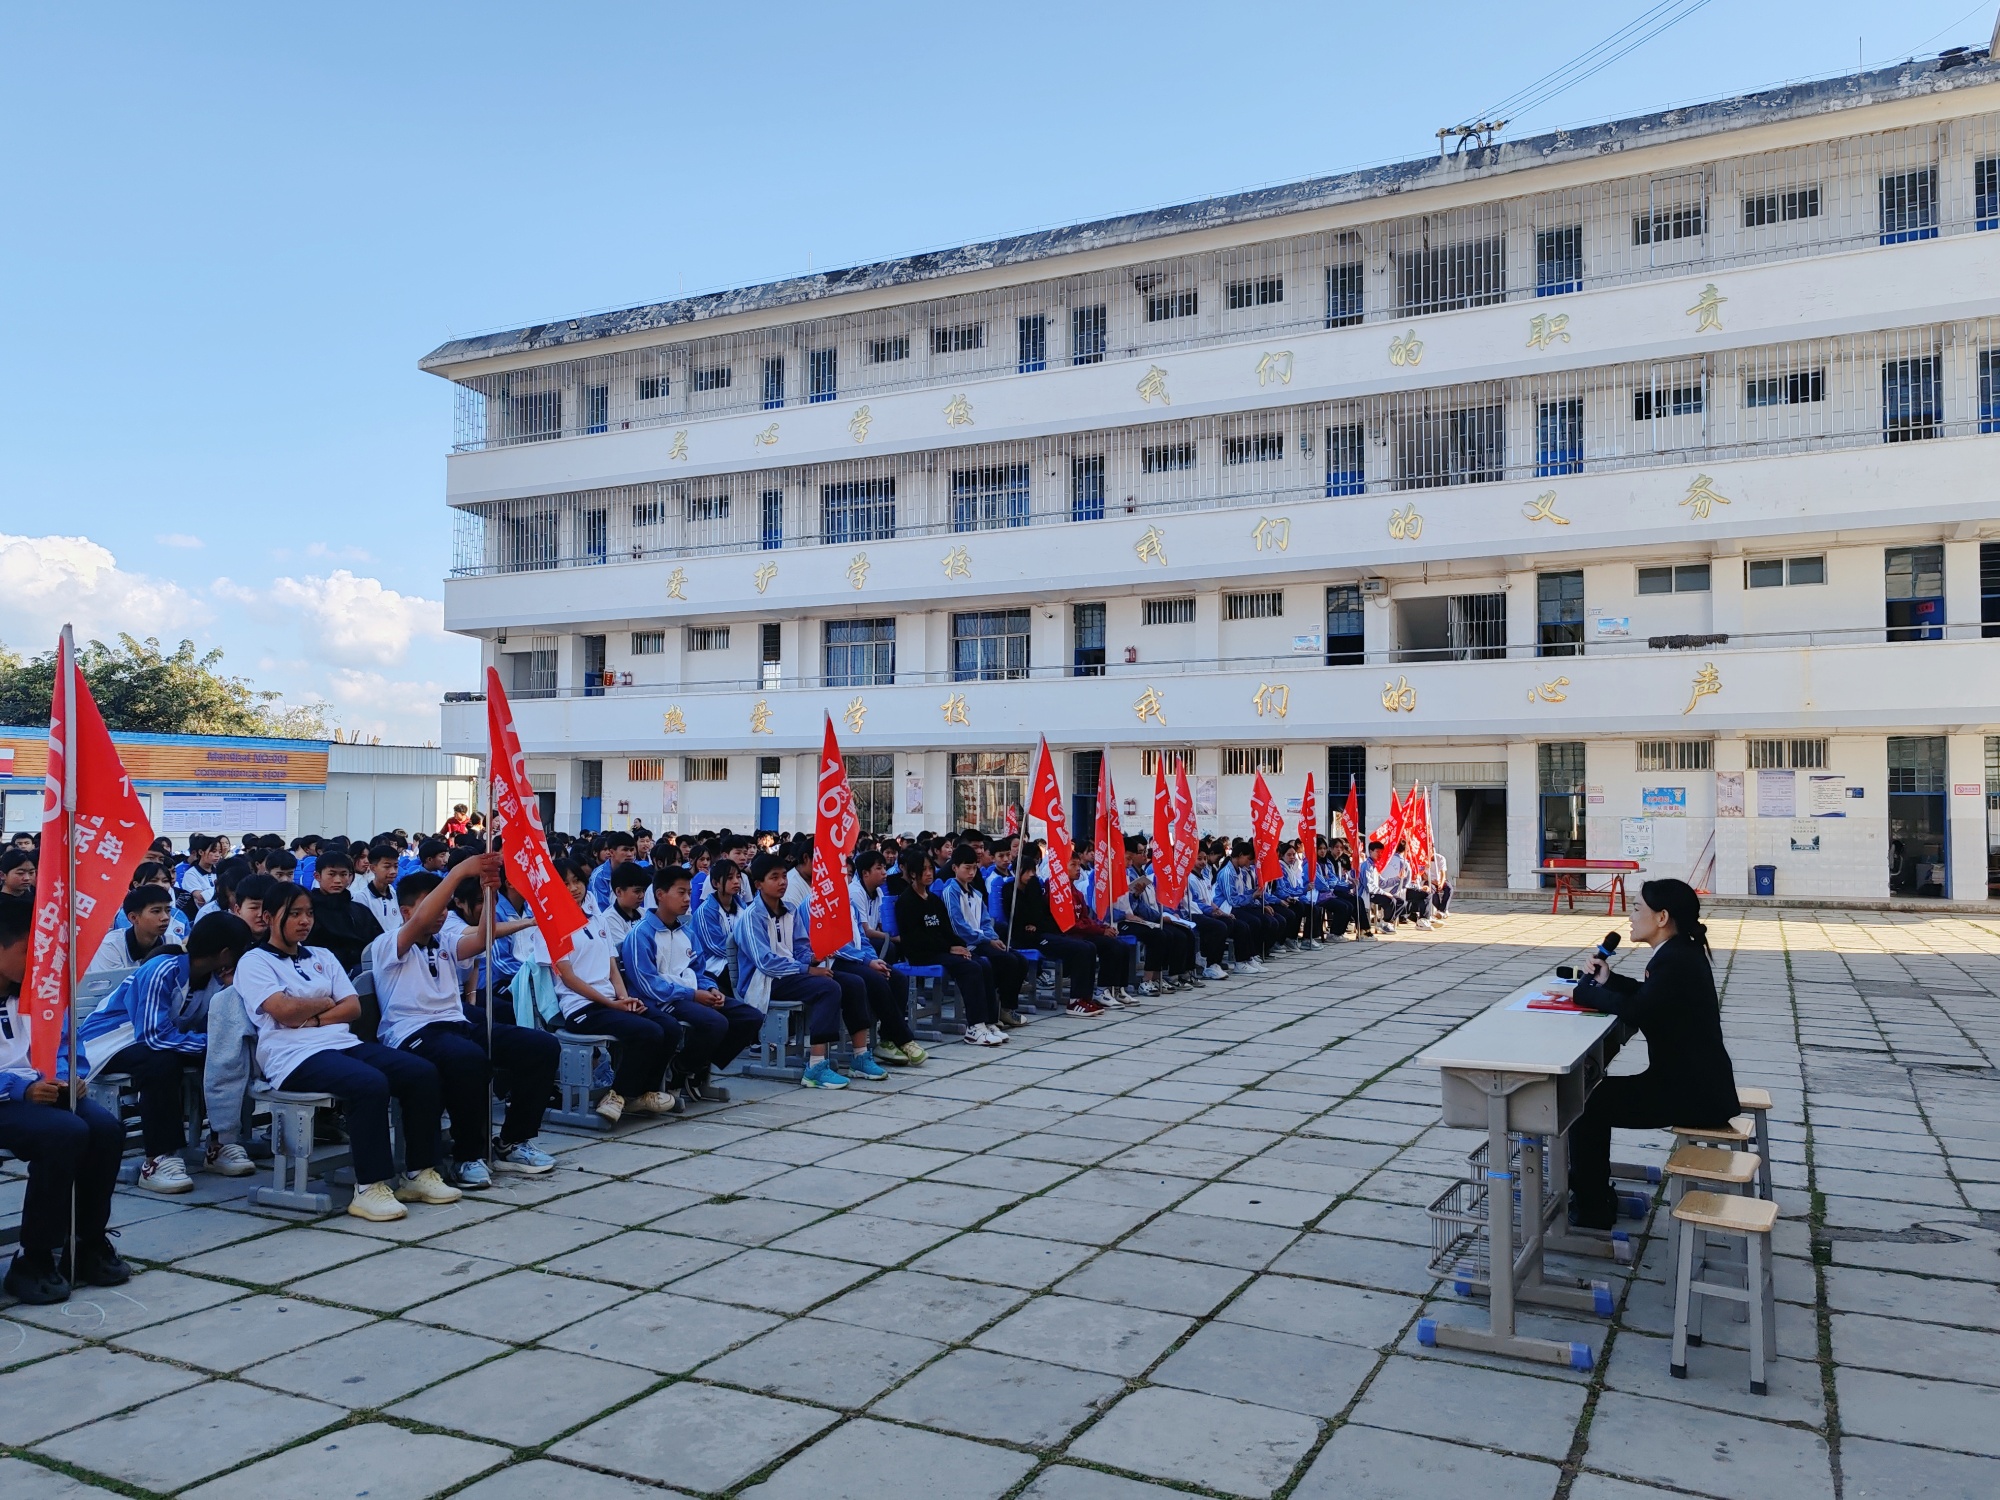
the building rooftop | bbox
[421,50,2000,375]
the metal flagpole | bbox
[61,625,80,1266]
[1004,740,1032,952]
[482,755,496,1170]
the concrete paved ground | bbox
[4,904,1998,1500]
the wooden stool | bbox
[1670,1189,1780,1394]
[1665,1144,1760,1274]
[1737,1087,1774,1199]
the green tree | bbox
[0,634,331,739]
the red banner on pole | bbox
[25,630,154,1077]
[1093,755,1126,919]
[1300,773,1318,889]
[1149,758,1176,905]
[1025,737,1076,931]
[1250,771,1284,886]
[1370,785,1405,853]
[1169,762,1199,906]
[808,714,860,961]
[486,665,587,964]
[1340,775,1362,863]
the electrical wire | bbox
[1460,0,1717,131]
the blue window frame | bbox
[821,478,894,544]
[950,463,1030,532]
[1981,350,2000,435]
[1018,315,1047,373]
[952,609,1031,682]
[1880,168,1938,245]
[808,348,837,404]
[1071,455,1105,522]
[823,618,896,687]
[1883,356,1942,443]
[1324,263,1363,328]
[1071,305,1107,365]
[1978,158,1999,231]
[761,357,785,411]
[583,385,608,434]
[1325,424,1365,496]
[1072,602,1106,677]
[1535,226,1582,297]
[760,489,782,550]
[1536,399,1584,477]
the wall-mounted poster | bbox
[1642,787,1687,817]
[1193,776,1217,817]
[1621,819,1654,858]
[1715,772,1744,819]
[1808,775,1847,817]
[904,775,924,814]
[1790,820,1821,852]
[1757,769,1796,819]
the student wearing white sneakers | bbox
[369,856,560,1186]
[543,862,682,1126]
[232,881,461,1222]
[894,848,1004,1046]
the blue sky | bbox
[1,1,1992,741]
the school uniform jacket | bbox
[1574,935,1739,1125]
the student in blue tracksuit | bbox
[1216,843,1282,959]
[947,844,1029,1027]
[826,859,926,1068]
[619,864,760,1101]
[80,914,258,1195]
[733,853,879,1090]
[587,831,639,914]
[689,858,745,996]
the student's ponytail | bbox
[1639,878,1709,958]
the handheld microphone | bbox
[1595,932,1622,962]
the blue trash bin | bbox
[1753,864,1776,897]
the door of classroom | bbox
[758,757,781,833]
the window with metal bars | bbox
[1325,585,1364,665]
[584,385,608,434]
[1883,356,1942,442]
[1539,742,1586,794]
[1395,403,1503,488]
[762,357,785,410]
[685,626,730,652]
[1633,204,1704,244]
[1982,541,2000,638]
[1979,158,2000,231]
[950,463,1030,532]
[1072,602,1106,677]
[1142,597,1196,626]
[1140,748,1198,774]
[808,348,837,403]
[1328,745,1366,833]
[869,336,909,364]
[761,489,783,550]
[1743,187,1820,226]
[1746,371,1824,406]
[684,756,729,782]
[1324,263,1364,327]
[1399,238,1504,314]
[1325,423,1365,496]
[1748,738,1827,769]
[691,367,731,392]
[1142,442,1196,473]
[507,389,562,443]
[931,323,985,354]
[845,754,896,837]
[1071,749,1101,839]
[630,631,665,655]
[1886,545,1945,641]
[1071,305,1107,365]
[1145,289,1198,322]
[1018,315,1047,373]
[1633,384,1705,419]
[952,610,1031,681]
[1536,399,1584,477]
[760,622,781,689]
[1538,571,1584,658]
[1980,350,2000,434]
[637,375,668,401]
[1535,226,1582,296]
[823,618,896,687]
[1637,741,1713,772]
[503,513,558,572]
[1223,747,1283,776]
[632,501,665,528]
[1223,433,1282,465]
[1224,591,1284,621]
[1880,167,1938,244]
[1071,455,1105,522]
[1887,736,1947,793]
[685,492,730,523]
[628,758,666,781]
[821,478,895,545]
[1226,277,1283,309]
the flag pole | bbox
[61,625,80,1266]
[482,852,496,1171]
[1005,739,1034,951]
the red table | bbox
[1535,859,1642,915]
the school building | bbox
[0,731,479,843]
[425,47,2000,902]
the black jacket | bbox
[309,889,384,974]
[1575,934,1738,1124]
[1002,878,1057,941]
[893,888,959,966]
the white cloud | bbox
[213,569,446,669]
[0,530,210,649]
[155,533,205,549]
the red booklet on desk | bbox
[1523,986,1605,1015]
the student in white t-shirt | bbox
[231,881,461,1223]
[547,861,679,1127]
[178,835,222,906]
[369,858,559,1188]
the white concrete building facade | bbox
[425,52,2000,902]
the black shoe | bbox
[63,1234,133,1289]
[686,1075,731,1104]
[1568,1191,1619,1232]
[5,1250,72,1305]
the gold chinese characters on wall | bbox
[1380,676,1417,713]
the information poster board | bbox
[159,791,288,834]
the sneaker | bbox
[686,1076,732,1104]
[455,1159,493,1190]
[494,1140,556,1174]
[1093,987,1116,1005]
[979,1023,1010,1045]
[1416,918,1434,930]
[594,1089,626,1125]
[63,1234,131,1288]
[396,1167,465,1205]
[1244,956,1265,972]
[630,1090,684,1117]
[801,1058,851,1089]
[1135,981,1161,998]
[1066,998,1107,1017]
[997,1009,1030,1029]
[963,1025,985,1044]
[3,1250,71,1306]
[874,1038,914,1065]
[139,1154,194,1194]
[1305,939,1324,950]
[348,1181,408,1222]
[847,1051,890,1081]
[1203,963,1228,981]
[205,1140,256,1177]
[899,1040,929,1065]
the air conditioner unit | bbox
[1360,577,1389,596]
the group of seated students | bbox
[0,813,1453,1305]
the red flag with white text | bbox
[1093,755,1127,918]
[808,714,861,960]
[486,666,588,964]
[1340,775,1362,861]
[1025,737,1076,930]
[1169,762,1199,905]
[1250,772,1284,886]
[1299,773,1318,889]
[1369,785,1404,852]
[25,631,154,1077]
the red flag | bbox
[1093,755,1126,918]
[1300,773,1318,889]
[1169,762,1199,905]
[1025,737,1076,930]
[1369,785,1404,852]
[1004,803,1020,835]
[1405,785,1432,869]
[1340,775,1362,861]
[808,714,860,960]
[1150,757,1173,894]
[25,631,155,1077]
[1250,771,1284,886]
[486,665,588,964]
